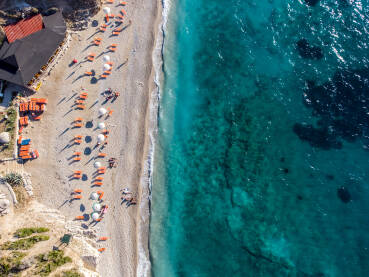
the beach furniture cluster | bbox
[17,138,39,160]
[17,97,48,161]
[64,0,134,255]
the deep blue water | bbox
[150,0,369,276]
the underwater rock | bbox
[296,39,323,59]
[326,174,334,181]
[337,186,351,203]
[304,0,320,6]
[293,123,342,149]
[297,195,303,200]
[294,68,369,149]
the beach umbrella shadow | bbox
[91,77,98,84]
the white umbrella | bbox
[103,7,110,14]
[98,122,106,129]
[90,192,98,200]
[103,55,110,62]
[103,64,111,71]
[97,134,105,143]
[94,161,102,168]
[93,203,101,212]
[91,212,100,221]
[98,107,107,116]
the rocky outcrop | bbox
[0,131,10,144]
[62,0,102,30]
[0,0,102,30]
[0,193,10,215]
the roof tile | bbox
[4,14,43,43]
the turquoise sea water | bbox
[150,0,369,276]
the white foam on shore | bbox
[136,0,172,276]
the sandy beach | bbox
[20,0,162,276]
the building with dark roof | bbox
[0,11,66,88]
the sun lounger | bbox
[98,237,108,241]
[73,195,82,199]
[74,118,83,122]
[76,105,85,110]
[119,1,127,6]
[105,14,109,22]
[37,98,48,104]
[109,14,115,18]
[97,153,107,157]
[120,9,127,15]
[97,191,104,200]
[93,40,101,46]
[74,170,82,174]
[79,95,87,100]
[100,26,107,32]
[20,145,30,150]
[21,155,32,160]
[100,74,108,79]
[74,157,81,161]
[85,71,93,76]
[74,152,82,156]
[105,0,114,3]
[98,248,106,252]
[112,31,120,36]
[17,136,22,145]
[74,139,82,144]
[95,176,103,181]
[107,62,113,66]
[74,135,83,139]
[19,127,23,134]
[75,216,84,220]
[114,27,122,32]
[74,123,83,128]
[74,189,83,193]
[87,54,96,62]
[104,71,111,75]
[21,139,31,145]
[73,174,81,179]
[81,92,88,96]
[94,182,103,186]
[75,99,84,104]
[95,37,102,41]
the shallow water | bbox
[150,0,369,276]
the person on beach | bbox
[109,157,117,168]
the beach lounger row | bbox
[116,14,124,22]
[108,44,117,52]
[93,37,102,46]
[19,99,47,112]
[100,24,107,32]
